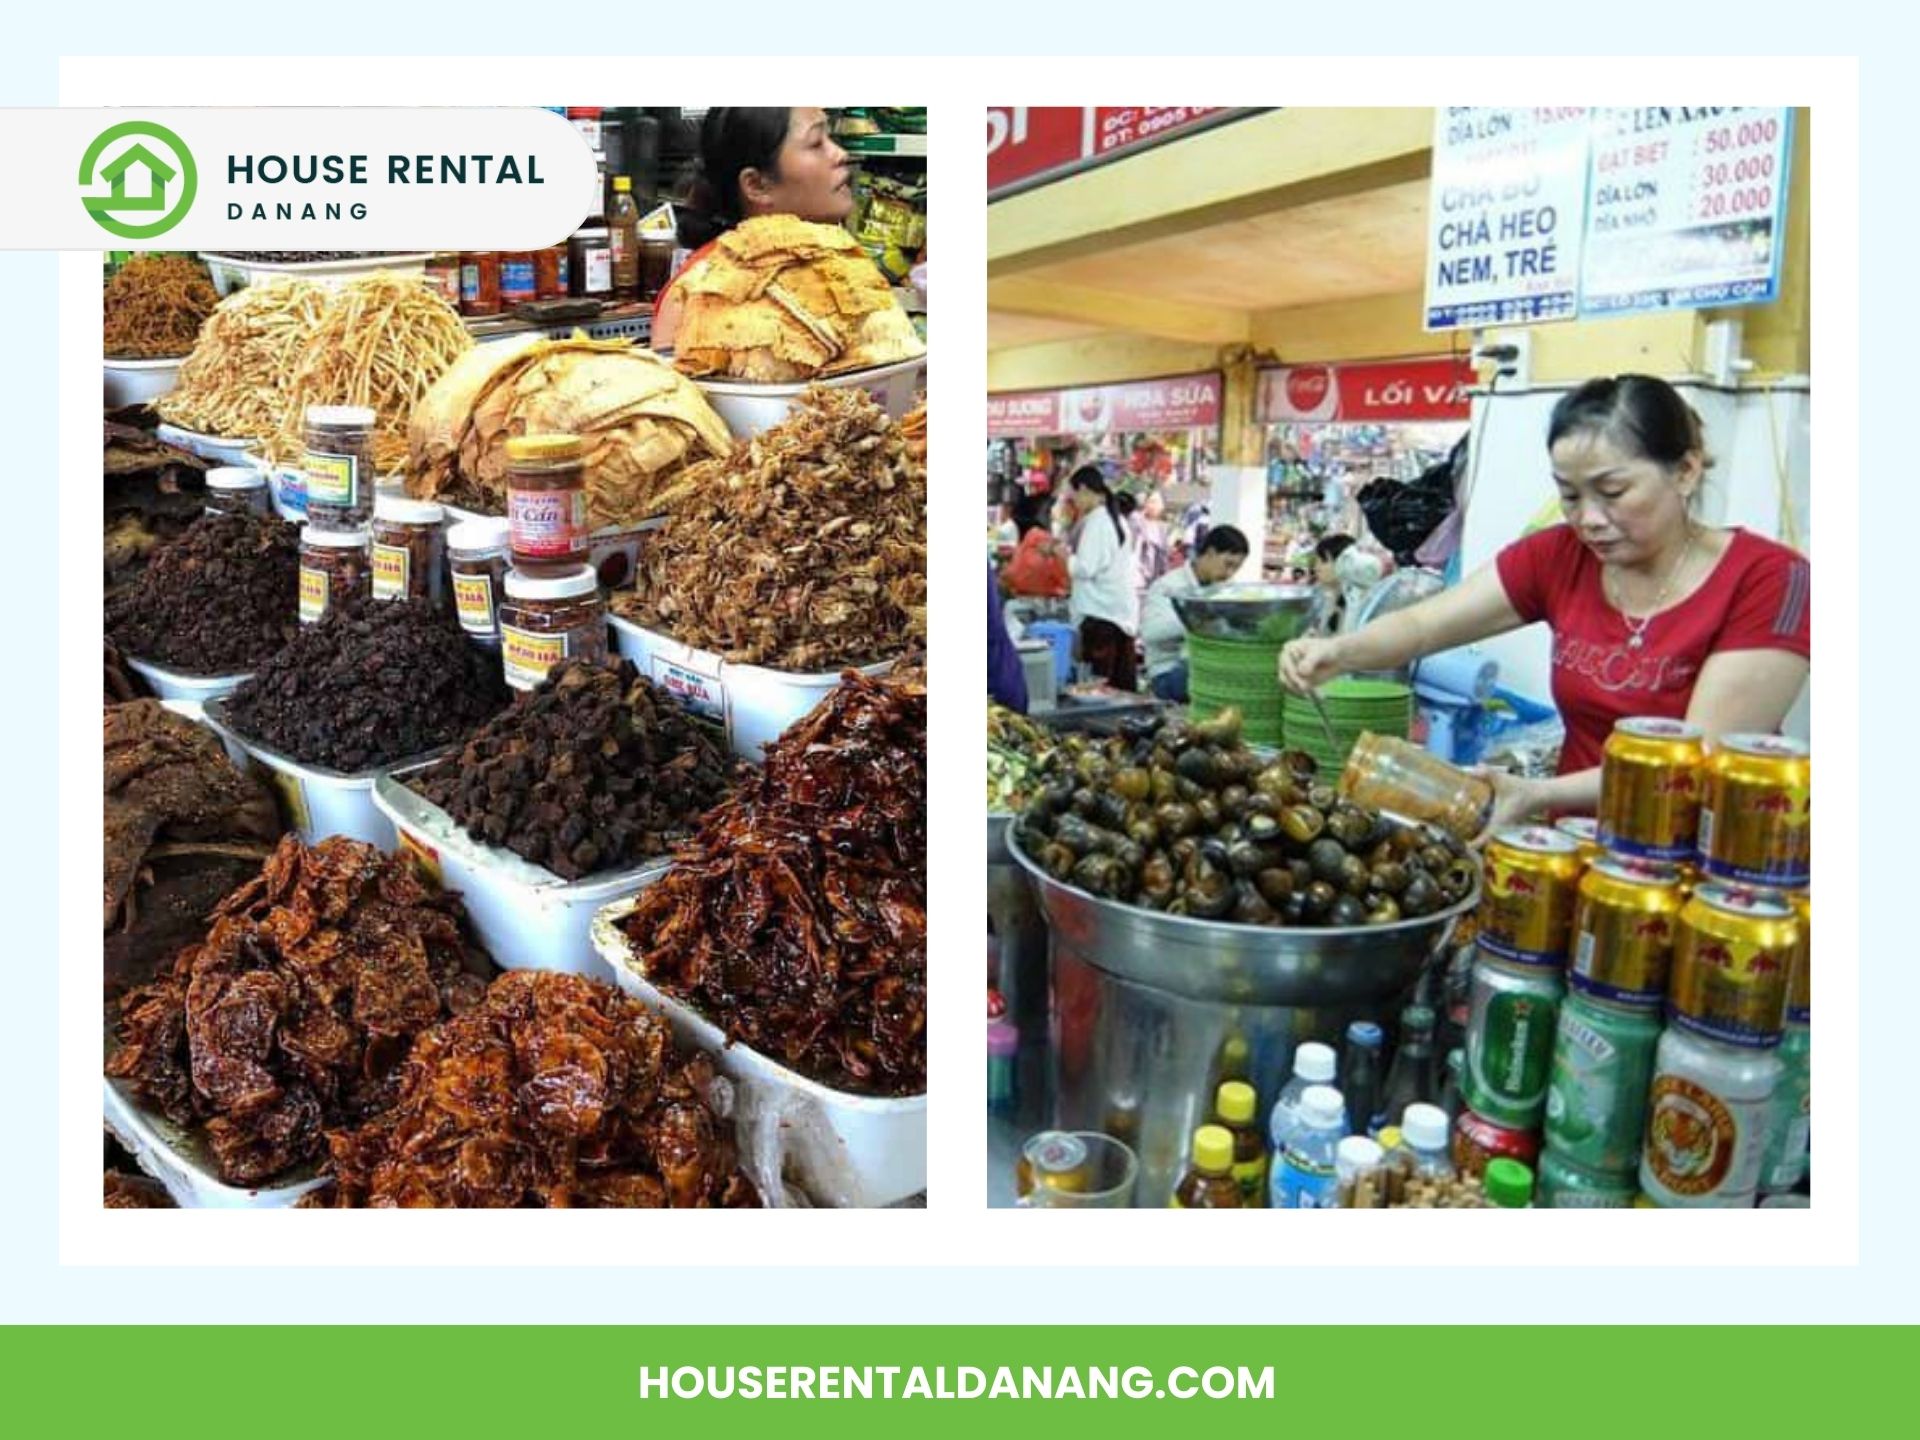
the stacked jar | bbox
[370,496,446,607]
[497,434,605,692]
[296,405,376,626]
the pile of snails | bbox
[1011,708,1477,928]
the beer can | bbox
[1537,1148,1638,1208]
[1463,954,1564,1129]
[1569,856,1685,1008]
[1555,816,1604,869]
[1787,891,1810,1023]
[1700,733,1811,889]
[1476,826,1584,966]
[1668,884,1801,1048]
[1015,1132,1089,1199]
[1598,717,1706,863]
[1451,1107,1540,1179]
[1640,1025,1781,1207]
[1544,988,1662,1172]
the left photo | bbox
[100,105,929,1210]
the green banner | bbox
[1,1325,1908,1432]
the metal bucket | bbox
[1007,826,1472,1206]
[989,812,1051,1124]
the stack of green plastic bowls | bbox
[1186,633,1285,746]
[1282,677,1414,774]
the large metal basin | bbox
[1171,582,1319,644]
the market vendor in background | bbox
[1313,532,1357,634]
[1131,487,1173,594]
[1054,466,1141,690]
[999,494,1070,600]
[651,106,852,350]
[1140,525,1252,703]
[1280,375,1810,835]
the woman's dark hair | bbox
[1315,533,1357,565]
[1012,494,1049,538]
[1068,465,1126,545]
[1113,491,1139,520]
[682,107,792,246]
[1547,374,1711,473]
[1199,525,1250,558]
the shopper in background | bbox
[1131,487,1173,594]
[999,496,1070,599]
[652,107,852,349]
[1280,374,1810,836]
[987,561,1029,713]
[1139,525,1251,702]
[1056,466,1140,690]
[1313,532,1357,634]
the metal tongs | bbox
[1304,686,1341,753]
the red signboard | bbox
[987,372,1223,439]
[1253,357,1475,424]
[988,108,1244,198]
[1092,107,1224,157]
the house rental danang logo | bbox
[78,121,198,239]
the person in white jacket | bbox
[1056,466,1141,689]
[1140,525,1252,702]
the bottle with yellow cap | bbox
[1171,1124,1244,1208]
[1213,1081,1268,1206]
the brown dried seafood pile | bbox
[106,837,492,1186]
[613,387,925,669]
[1010,709,1477,927]
[620,669,927,1097]
[301,972,760,1208]
[106,512,301,674]
[104,408,210,601]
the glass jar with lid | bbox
[447,517,511,643]
[499,250,538,307]
[1339,732,1494,843]
[298,524,371,626]
[498,564,607,692]
[569,228,613,299]
[204,465,271,518]
[302,404,378,530]
[370,496,447,606]
[505,433,590,573]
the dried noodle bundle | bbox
[158,279,326,444]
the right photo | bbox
[986,107,1811,1210]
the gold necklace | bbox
[1607,528,1697,652]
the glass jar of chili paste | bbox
[505,432,590,573]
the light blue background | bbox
[13,5,1912,1324]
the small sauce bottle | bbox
[1170,1124,1243,1208]
[459,251,501,317]
[1213,1081,1268,1207]
[608,176,641,301]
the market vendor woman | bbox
[651,107,854,350]
[1280,375,1810,835]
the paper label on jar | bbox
[508,489,588,559]
[453,573,497,634]
[500,624,567,692]
[298,566,329,624]
[371,543,410,600]
[303,450,358,508]
[501,259,536,300]
[397,831,443,888]
[584,246,613,295]
[649,655,726,724]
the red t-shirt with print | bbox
[1496,525,1810,776]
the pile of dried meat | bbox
[407,659,738,880]
[407,332,732,526]
[104,701,281,996]
[222,597,508,772]
[302,971,759,1208]
[107,512,301,674]
[619,669,927,1097]
[672,215,926,382]
[613,387,926,669]
[106,836,492,1186]
[104,406,211,603]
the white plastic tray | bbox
[104,355,182,408]
[153,423,260,466]
[104,1077,327,1209]
[373,763,671,977]
[124,655,253,706]
[198,252,434,297]
[691,355,925,439]
[593,894,926,1208]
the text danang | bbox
[225,155,546,184]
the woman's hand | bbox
[1471,770,1549,847]
[1278,636,1345,696]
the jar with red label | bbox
[569,228,613,299]
[498,564,607,692]
[423,252,462,307]
[505,433,590,573]
[459,251,501,317]
[499,250,538,307]
[534,244,569,299]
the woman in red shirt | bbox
[1280,375,1810,837]
[650,107,853,351]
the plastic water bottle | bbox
[1273,1085,1345,1209]
[1399,1102,1456,1182]
[1268,1042,1338,1157]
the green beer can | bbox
[1544,988,1663,1173]
[1464,951,1564,1130]
[1537,1148,1639,1208]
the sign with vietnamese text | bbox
[988,108,1246,198]
[1254,357,1474,424]
[987,372,1222,438]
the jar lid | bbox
[374,495,446,525]
[568,106,603,119]
[1299,1086,1344,1128]
[206,466,266,491]
[505,564,598,600]
[302,524,371,548]
[446,518,511,552]
[573,227,610,240]
[505,433,585,463]
[613,175,632,191]
[304,404,376,429]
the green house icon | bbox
[80,121,197,238]
[96,143,177,212]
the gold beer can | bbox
[1570,856,1685,1008]
[1700,733,1811,889]
[1668,884,1801,1047]
[1599,717,1706,864]
[1476,826,1584,967]
[1787,891,1810,1023]
[1555,816,1605,869]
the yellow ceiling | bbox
[986,311,1110,349]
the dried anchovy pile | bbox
[106,836,491,1186]
[620,669,927,1097]
[223,597,508,772]
[614,387,926,669]
[303,972,760,1208]
[106,513,301,674]
[408,659,738,881]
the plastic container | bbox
[153,423,259,466]
[1267,1040,1338,1158]
[373,765,670,976]
[198,252,434,297]
[104,1077,327,1208]
[692,355,925,439]
[607,612,898,762]
[440,500,663,594]
[123,655,252,704]
[591,895,927,1208]
[370,496,446,604]
[298,523,372,625]
[1399,1102,1458,1181]
[204,465,272,517]
[203,698,450,848]
[447,517,511,640]
[104,355,182,408]
[499,564,607,692]
[1273,1084,1345,1209]
[1340,731,1494,842]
